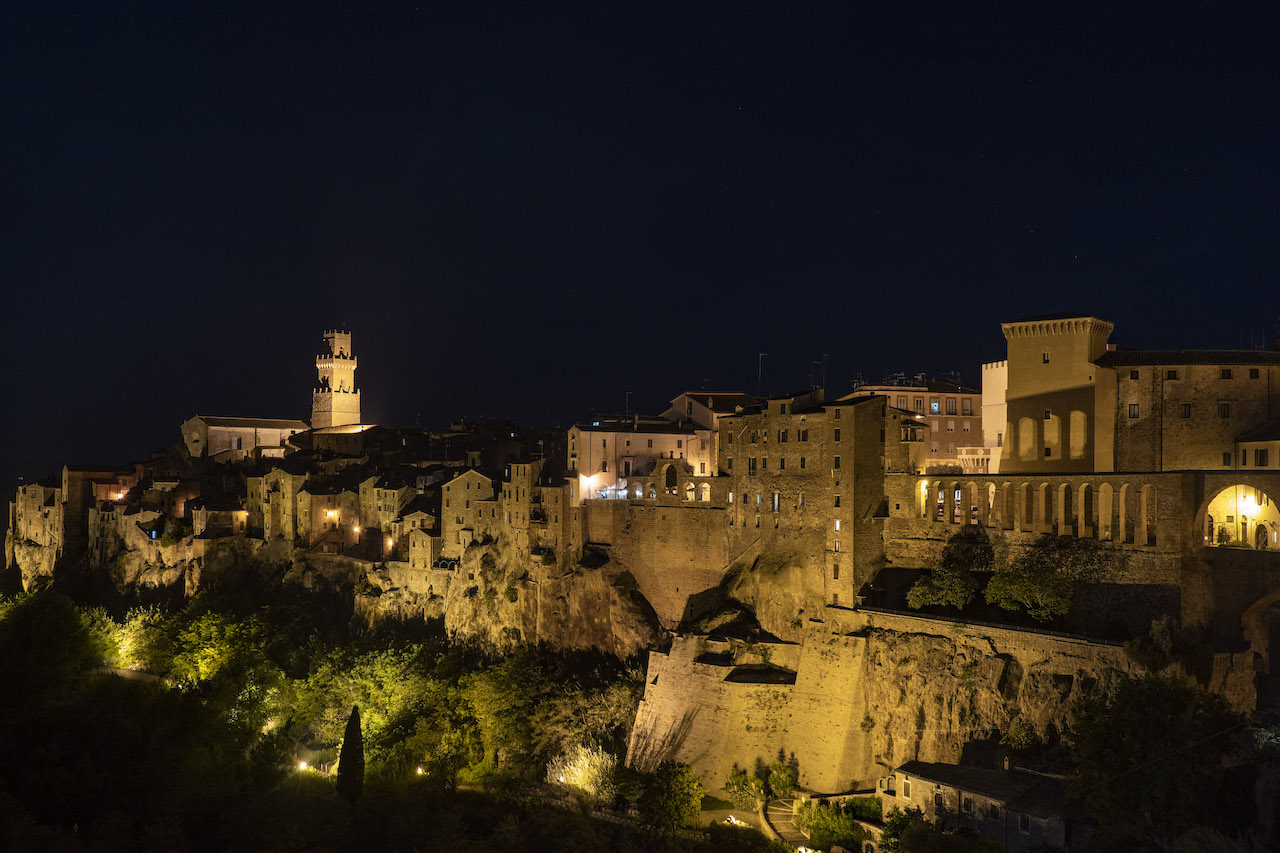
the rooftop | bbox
[1095,349,1280,367]
[1237,418,1280,443]
[191,415,311,430]
[896,760,1067,818]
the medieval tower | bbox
[311,329,361,428]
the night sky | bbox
[4,2,1279,489]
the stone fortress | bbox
[7,316,1280,840]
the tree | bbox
[984,534,1104,621]
[1068,674,1245,850]
[639,760,705,836]
[907,525,991,611]
[336,705,364,806]
[880,805,1001,852]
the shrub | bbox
[504,586,518,603]
[725,764,766,810]
[767,755,798,798]
[1001,717,1040,751]
[795,799,871,850]
[546,743,619,806]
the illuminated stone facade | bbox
[311,328,361,429]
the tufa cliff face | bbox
[627,613,1231,794]
[356,534,662,657]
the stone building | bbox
[568,417,714,500]
[311,328,361,429]
[993,314,1280,474]
[845,378,982,471]
[440,469,496,559]
[888,760,1072,853]
[717,389,916,609]
[181,415,309,462]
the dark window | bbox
[1219,403,1232,418]
[1044,410,1051,420]
[1258,449,1270,467]
[1223,452,1232,466]
[1130,370,1139,379]
[1128,404,1140,419]
[832,565,839,580]
[962,795,973,814]
[779,458,786,470]
[747,458,757,476]
[1019,813,1031,833]
[800,457,806,469]
[780,403,787,414]
[834,495,841,507]
[1242,450,1249,466]
[1044,447,1052,457]
[1042,352,1050,364]
[1250,368,1261,379]
[647,439,653,448]
[727,458,733,471]
[833,456,841,470]
[946,398,957,414]
[834,428,841,441]
[1166,369,1178,380]
[1181,403,1192,418]
[1221,368,1233,379]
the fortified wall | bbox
[628,614,1255,794]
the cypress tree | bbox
[336,705,364,805]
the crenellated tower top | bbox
[312,329,361,428]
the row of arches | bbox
[917,479,1159,546]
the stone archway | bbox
[1197,483,1280,550]
[664,464,677,495]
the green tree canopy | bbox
[907,524,992,611]
[639,760,705,836]
[1068,674,1246,850]
[984,534,1108,621]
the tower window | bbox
[1128,404,1140,419]
[1042,352,1050,363]
[1181,403,1191,418]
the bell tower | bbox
[311,329,361,428]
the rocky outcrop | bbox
[628,614,1150,793]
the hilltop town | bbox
[7,316,1280,850]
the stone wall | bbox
[628,614,1175,794]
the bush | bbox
[906,524,991,611]
[546,743,619,806]
[725,765,766,810]
[795,799,871,850]
[767,757,798,799]
[504,586,518,603]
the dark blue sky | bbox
[4,2,1279,488]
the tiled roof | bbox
[1237,419,1280,442]
[1096,349,1280,367]
[194,415,310,429]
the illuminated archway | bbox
[1201,485,1279,549]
